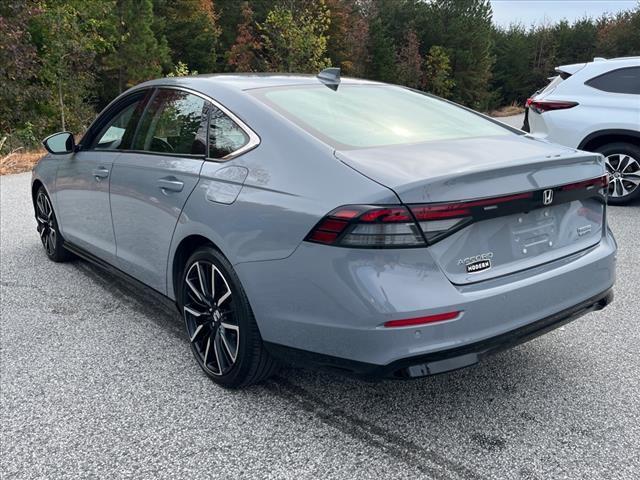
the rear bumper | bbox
[265,288,613,379]
[236,230,616,367]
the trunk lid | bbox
[336,135,606,284]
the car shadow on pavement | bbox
[248,343,582,479]
[71,258,185,342]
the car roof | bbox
[137,73,382,91]
[555,56,640,81]
[559,56,640,71]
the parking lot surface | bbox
[493,113,524,129]
[1,171,639,479]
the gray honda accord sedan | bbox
[33,70,616,388]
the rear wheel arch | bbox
[578,129,640,152]
[171,234,223,304]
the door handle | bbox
[93,167,110,181]
[157,177,184,193]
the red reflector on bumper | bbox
[384,311,461,328]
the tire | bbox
[596,142,640,205]
[178,246,278,388]
[34,186,73,262]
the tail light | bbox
[528,100,578,114]
[305,205,425,248]
[561,175,608,191]
[410,192,533,242]
[305,177,605,249]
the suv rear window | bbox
[538,75,564,96]
[585,67,640,94]
[252,85,511,149]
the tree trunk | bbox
[58,78,66,131]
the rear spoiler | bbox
[555,62,587,78]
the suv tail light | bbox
[528,100,578,114]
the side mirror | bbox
[42,132,75,154]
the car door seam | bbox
[108,154,121,257]
[164,159,207,295]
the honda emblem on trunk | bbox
[542,189,554,205]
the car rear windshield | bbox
[538,75,565,96]
[252,85,512,149]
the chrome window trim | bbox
[147,85,261,161]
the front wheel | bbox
[35,187,73,262]
[179,246,278,388]
[597,142,640,205]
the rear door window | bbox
[133,89,208,155]
[585,67,640,94]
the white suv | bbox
[525,57,640,204]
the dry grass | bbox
[0,149,45,176]
[490,102,525,118]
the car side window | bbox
[92,99,142,150]
[585,67,640,94]
[133,89,208,155]
[208,106,250,159]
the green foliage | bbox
[153,0,220,73]
[366,17,397,82]
[226,2,263,72]
[396,29,423,89]
[258,1,331,73]
[0,2,43,152]
[166,61,198,77]
[426,0,495,109]
[596,9,640,57]
[216,0,273,62]
[1,0,639,153]
[29,1,114,133]
[490,24,535,105]
[325,0,369,76]
[424,46,455,98]
[101,0,170,99]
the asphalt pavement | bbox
[493,113,525,129]
[1,171,639,479]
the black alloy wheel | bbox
[180,247,278,388]
[35,187,72,262]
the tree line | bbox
[1,0,639,153]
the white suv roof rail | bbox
[610,56,640,61]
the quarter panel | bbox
[167,117,399,299]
